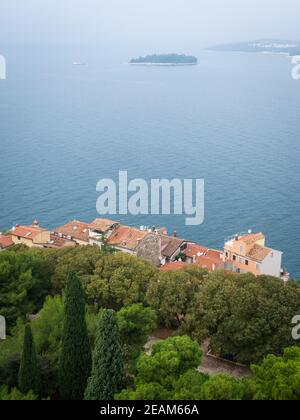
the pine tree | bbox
[85,309,126,400]
[18,324,40,396]
[59,272,92,400]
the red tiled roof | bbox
[160,235,186,258]
[46,234,76,249]
[246,244,272,262]
[11,225,46,241]
[184,243,223,272]
[195,255,220,272]
[231,232,265,245]
[160,261,189,272]
[53,220,90,243]
[89,218,119,233]
[107,225,148,250]
[0,235,14,249]
[185,243,208,258]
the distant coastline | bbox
[130,54,198,66]
[207,39,300,56]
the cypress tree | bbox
[84,309,126,400]
[59,272,92,400]
[18,324,40,396]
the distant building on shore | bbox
[10,221,76,249]
[10,221,51,248]
[5,217,289,280]
[224,231,287,280]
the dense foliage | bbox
[59,273,92,400]
[251,346,300,400]
[146,267,207,326]
[18,324,40,396]
[0,246,300,400]
[181,271,300,364]
[84,253,156,309]
[0,249,53,331]
[117,303,157,372]
[85,309,126,400]
[116,336,204,400]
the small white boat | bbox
[72,62,87,66]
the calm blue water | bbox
[1,46,300,277]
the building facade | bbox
[224,232,283,278]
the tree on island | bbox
[84,309,126,400]
[59,272,92,400]
[18,324,40,396]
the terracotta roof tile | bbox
[184,243,223,272]
[185,243,208,258]
[107,225,148,250]
[246,244,272,262]
[160,235,186,258]
[45,234,76,249]
[0,235,14,249]
[160,261,189,272]
[233,232,265,245]
[53,220,90,243]
[11,225,47,241]
[89,218,119,233]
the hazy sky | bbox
[1,0,300,49]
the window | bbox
[233,255,236,261]
[245,260,249,266]
[239,257,243,264]
[18,236,21,240]
[240,245,244,253]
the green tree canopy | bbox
[117,303,157,371]
[59,272,92,400]
[146,267,207,327]
[18,324,40,396]
[84,253,156,310]
[0,386,37,400]
[183,271,300,364]
[117,336,203,400]
[199,374,245,400]
[85,309,126,400]
[0,249,53,330]
[50,246,103,292]
[173,369,209,400]
[251,346,300,400]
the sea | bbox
[0,45,300,278]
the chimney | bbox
[235,234,239,241]
[193,255,196,264]
[33,220,40,227]
[173,231,177,238]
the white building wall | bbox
[261,250,282,278]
